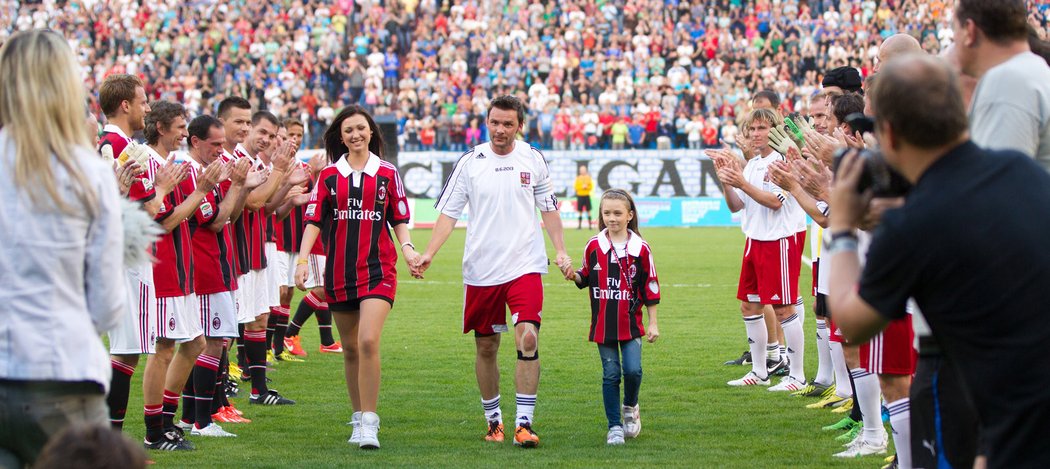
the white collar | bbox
[144,144,168,165]
[235,143,251,159]
[596,228,643,256]
[102,124,130,141]
[335,152,381,178]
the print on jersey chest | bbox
[330,173,389,222]
[591,250,638,301]
[483,158,533,193]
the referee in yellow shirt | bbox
[574,165,593,229]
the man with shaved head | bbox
[875,34,923,72]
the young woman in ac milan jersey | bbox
[295,105,420,450]
[570,189,660,446]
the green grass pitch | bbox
[130,227,886,468]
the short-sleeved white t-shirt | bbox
[735,150,802,241]
[435,141,559,286]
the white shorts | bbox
[273,250,295,287]
[199,291,239,338]
[108,272,157,355]
[265,242,287,289]
[235,270,276,323]
[156,294,203,342]
[273,251,326,289]
[235,274,253,324]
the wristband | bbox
[827,236,859,256]
[401,242,415,251]
[296,258,309,265]
[830,230,857,242]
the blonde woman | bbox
[0,30,126,466]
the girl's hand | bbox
[646,324,659,343]
[402,247,423,279]
[294,262,309,291]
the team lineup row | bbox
[97,69,664,453]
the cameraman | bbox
[828,54,1050,468]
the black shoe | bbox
[166,425,186,439]
[225,381,239,398]
[249,389,296,405]
[144,430,195,451]
[723,350,752,366]
[766,357,788,376]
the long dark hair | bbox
[322,104,384,163]
[598,189,640,235]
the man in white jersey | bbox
[417,96,572,448]
[711,108,807,390]
[954,0,1050,165]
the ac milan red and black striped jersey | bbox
[575,230,660,344]
[275,203,306,253]
[304,153,410,302]
[221,146,262,275]
[98,125,155,203]
[235,146,268,271]
[187,162,239,295]
[275,162,325,255]
[150,150,194,298]
[244,207,268,270]
[266,214,276,243]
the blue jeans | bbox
[598,338,643,428]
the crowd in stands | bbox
[2,0,1048,151]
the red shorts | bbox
[812,259,820,297]
[737,237,801,305]
[463,273,543,335]
[828,315,843,343]
[860,316,916,375]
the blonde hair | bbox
[743,108,782,130]
[0,30,97,215]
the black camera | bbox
[832,147,911,198]
[845,113,875,135]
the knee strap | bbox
[517,350,539,361]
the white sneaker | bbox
[191,423,237,437]
[727,371,770,386]
[834,432,888,458]
[622,405,641,438]
[347,411,362,444]
[769,376,807,392]
[175,420,193,432]
[358,412,380,449]
[606,426,625,445]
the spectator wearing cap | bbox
[821,66,864,94]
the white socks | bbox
[482,395,502,424]
[781,313,805,381]
[830,342,852,398]
[851,368,885,440]
[516,393,536,427]
[888,398,912,468]
[743,314,768,378]
[814,319,834,386]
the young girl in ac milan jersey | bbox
[295,105,420,450]
[570,189,660,446]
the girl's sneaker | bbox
[622,405,641,438]
[607,426,625,445]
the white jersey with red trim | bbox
[435,141,559,286]
[735,150,802,241]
